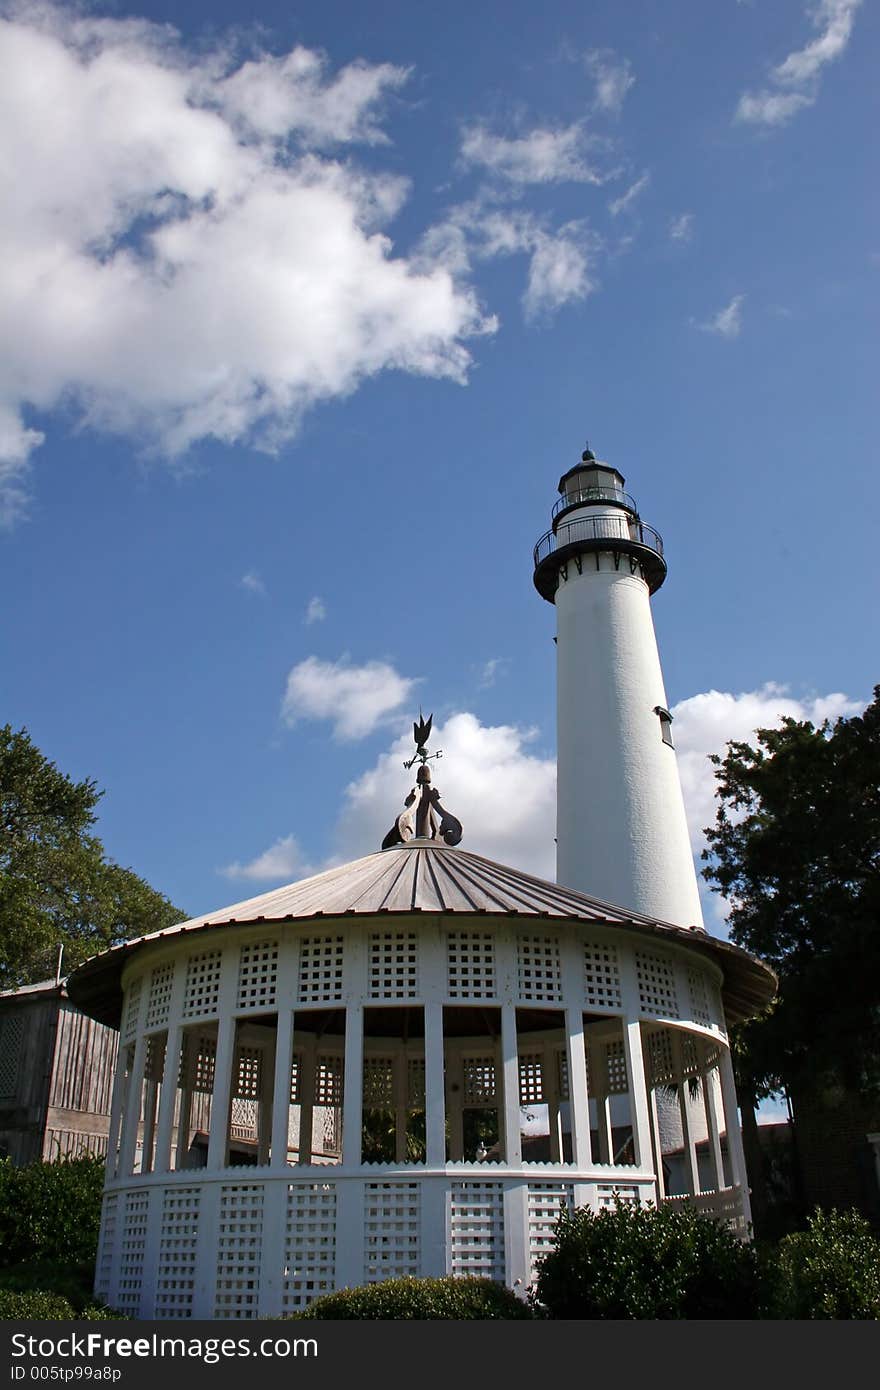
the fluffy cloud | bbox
[220,833,311,882]
[584,49,635,115]
[333,712,557,877]
[459,123,605,185]
[699,294,745,339]
[240,571,266,596]
[0,5,490,524]
[423,204,597,321]
[736,0,862,126]
[280,655,417,740]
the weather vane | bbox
[382,711,462,848]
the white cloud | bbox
[333,712,557,877]
[584,49,635,115]
[672,683,863,931]
[423,204,597,320]
[669,212,695,243]
[220,832,311,883]
[0,5,491,522]
[459,123,605,185]
[699,294,745,339]
[477,657,508,689]
[280,655,417,740]
[608,172,650,218]
[735,0,862,126]
[241,571,266,596]
[305,595,327,625]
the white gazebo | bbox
[68,823,774,1320]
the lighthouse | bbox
[534,446,704,930]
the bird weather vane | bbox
[382,711,462,848]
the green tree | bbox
[0,725,185,987]
[702,687,880,1104]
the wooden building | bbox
[0,979,118,1165]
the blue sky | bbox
[1,0,876,962]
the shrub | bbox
[0,1260,100,1312]
[0,1157,105,1269]
[0,1289,78,1320]
[533,1201,761,1319]
[288,1276,532,1320]
[769,1208,880,1319]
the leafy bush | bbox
[0,1260,100,1312]
[533,1201,761,1319]
[0,1289,78,1320]
[769,1209,880,1319]
[289,1276,532,1320]
[0,1157,105,1268]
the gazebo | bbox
[67,749,775,1319]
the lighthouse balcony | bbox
[551,483,638,524]
[533,514,667,599]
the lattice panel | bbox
[680,1035,701,1078]
[597,1184,640,1208]
[190,1036,216,1094]
[237,941,279,1011]
[122,978,142,1040]
[319,1106,341,1155]
[144,1034,166,1083]
[282,1184,337,1311]
[298,936,344,1003]
[0,1014,23,1098]
[636,950,680,1019]
[645,1028,675,1087]
[183,950,222,1020]
[363,1057,395,1107]
[154,1188,200,1319]
[290,1053,303,1104]
[556,1049,570,1100]
[315,1056,343,1106]
[94,1195,118,1303]
[583,941,622,1010]
[605,1040,629,1094]
[528,1183,574,1280]
[463,1056,498,1105]
[408,1057,425,1107]
[215,1185,264,1319]
[446,931,496,999]
[364,1182,420,1281]
[519,1054,545,1105]
[368,931,418,999]
[116,1192,150,1313]
[230,1097,258,1141]
[517,934,562,1002]
[145,963,175,1030]
[687,967,712,1027]
[234,1046,262,1099]
[449,1181,505,1280]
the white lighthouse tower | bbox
[534,445,704,930]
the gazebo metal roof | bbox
[66,840,776,1028]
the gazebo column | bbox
[718,1046,753,1227]
[673,1032,701,1196]
[393,1051,408,1163]
[545,1044,562,1163]
[298,1034,316,1164]
[257,1037,275,1165]
[341,1005,364,1166]
[703,1061,725,1193]
[595,1048,613,1164]
[174,1036,195,1170]
[500,1003,521,1165]
[206,1015,236,1169]
[424,1003,446,1168]
[154,1023,183,1172]
[270,1009,295,1166]
[105,1043,130,1180]
[642,1032,666,1200]
[446,1043,464,1162]
[118,1032,148,1176]
[564,1010,592,1168]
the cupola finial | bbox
[381,711,463,849]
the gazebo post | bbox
[424,1002,446,1167]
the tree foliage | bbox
[769,1209,880,1319]
[702,689,880,1098]
[0,724,185,987]
[288,1276,531,1320]
[0,1155,106,1269]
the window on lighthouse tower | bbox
[654,705,674,748]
